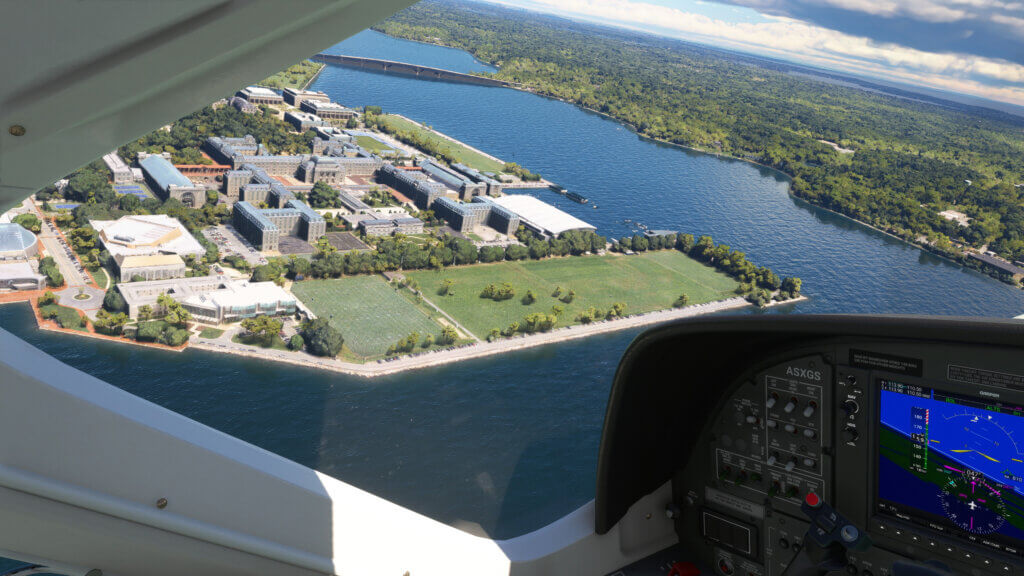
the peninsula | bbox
[1,74,802,376]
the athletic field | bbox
[291,275,444,358]
[407,250,738,338]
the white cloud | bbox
[487,0,1024,105]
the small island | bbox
[0,78,802,377]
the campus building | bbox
[282,88,330,107]
[117,275,297,322]
[228,96,259,114]
[450,162,504,196]
[489,194,595,238]
[357,215,424,237]
[431,197,490,233]
[232,199,325,252]
[207,135,384,202]
[0,261,46,291]
[103,151,134,185]
[0,223,40,260]
[284,111,328,132]
[236,86,283,105]
[420,159,486,200]
[299,100,357,120]
[138,155,206,207]
[90,215,205,281]
[378,163,445,210]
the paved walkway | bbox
[190,296,761,378]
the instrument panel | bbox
[597,316,1024,576]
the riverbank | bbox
[374,33,1020,289]
[191,295,787,377]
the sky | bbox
[479,0,1024,108]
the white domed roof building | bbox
[0,223,39,260]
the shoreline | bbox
[377,34,1018,288]
[300,62,326,90]
[189,296,802,378]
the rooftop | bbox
[241,86,279,97]
[92,215,205,258]
[139,155,195,190]
[490,195,595,236]
[0,223,37,254]
[183,280,295,310]
[0,261,43,280]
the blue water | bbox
[2,29,1023,540]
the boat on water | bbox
[548,184,567,194]
[566,191,589,203]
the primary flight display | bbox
[878,379,1024,553]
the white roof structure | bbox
[91,215,205,260]
[0,261,43,281]
[182,281,295,310]
[490,194,595,237]
[241,86,279,97]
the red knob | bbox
[669,561,701,576]
[805,492,822,508]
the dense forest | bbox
[375,0,1024,265]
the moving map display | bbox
[878,379,1024,552]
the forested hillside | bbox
[375,0,1024,264]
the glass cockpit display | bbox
[878,380,1024,552]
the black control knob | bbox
[842,427,860,443]
[842,399,860,417]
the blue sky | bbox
[481,0,1024,107]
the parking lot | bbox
[202,225,267,266]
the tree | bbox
[288,256,312,279]
[118,194,141,212]
[65,168,113,203]
[308,181,339,208]
[487,328,501,342]
[156,293,191,326]
[505,244,529,260]
[439,278,455,296]
[522,290,536,305]
[136,321,164,342]
[288,334,305,351]
[160,327,190,347]
[422,334,435,348]
[93,309,129,335]
[12,213,40,233]
[241,315,284,345]
[138,304,153,321]
[561,289,576,303]
[781,277,802,295]
[439,325,458,345]
[673,294,690,308]
[103,287,126,313]
[302,318,344,357]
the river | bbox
[1,29,1022,540]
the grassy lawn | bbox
[39,303,88,331]
[406,250,738,338]
[86,265,109,288]
[377,114,505,173]
[198,327,225,339]
[291,275,446,359]
[232,333,291,351]
[354,135,396,154]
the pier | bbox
[313,54,518,88]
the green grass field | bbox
[354,135,395,154]
[198,327,225,339]
[291,275,445,359]
[406,250,738,338]
[378,114,505,173]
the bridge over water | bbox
[312,54,518,88]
